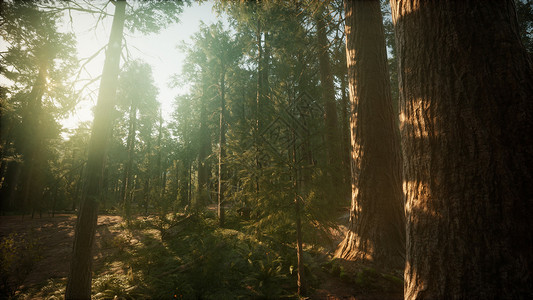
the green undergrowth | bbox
[4,210,403,299]
[90,211,318,299]
[9,211,358,299]
[0,232,43,298]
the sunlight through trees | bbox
[0,0,531,299]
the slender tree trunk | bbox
[172,160,179,211]
[187,161,192,207]
[66,1,126,298]
[264,31,270,97]
[113,178,120,204]
[178,159,188,208]
[156,110,162,180]
[101,167,109,211]
[197,70,209,210]
[295,186,304,297]
[72,161,84,211]
[156,109,167,209]
[162,167,167,196]
[51,184,58,217]
[218,69,226,226]
[315,10,343,206]
[0,124,13,188]
[21,66,47,216]
[256,16,263,134]
[340,65,351,202]
[143,178,149,215]
[292,128,305,297]
[0,161,6,196]
[122,101,137,219]
[254,15,263,195]
[0,161,20,212]
[390,1,533,298]
[335,0,405,269]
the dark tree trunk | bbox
[295,184,304,297]
[101,168,108,211]
[172,160,179,210]
[21,67,47,216]
[72,161,84,211]
[65,1,126,298]
[218,69,226,226]
[335,0,405,269]
[292,130,305,297]
[187,160,192,207]
[196,70,209,210]
[178,159,189,208]
[121,101,137,219]
[143,178,149,215]
[339,64,351,202]
[254,14,264,195]
[0,161,20,212]
[156,109,167,208]
[0,122,14,189]
[390,0,533,298]
[315,10,344,206]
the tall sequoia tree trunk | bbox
[315,10,344,206]
[65,1,126,298]
[335,0,405,269]
[390,1,533,298]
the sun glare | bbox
[59,2,218,138]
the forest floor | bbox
[0,214,123,298]
[0,211,403,299]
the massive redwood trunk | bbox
[335,0,404,269]
[390,0,533,298]
[66,1,126,298]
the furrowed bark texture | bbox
[335,0,405,269]
[65,1,126,298]
[390,0,533,298]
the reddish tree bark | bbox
[335,0,405,269]
[390,0,533,298]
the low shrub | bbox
[0,232,43,297]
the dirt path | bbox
[0,214,123,290]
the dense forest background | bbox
[0,0,532,299]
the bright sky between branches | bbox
[60,1,221,137]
